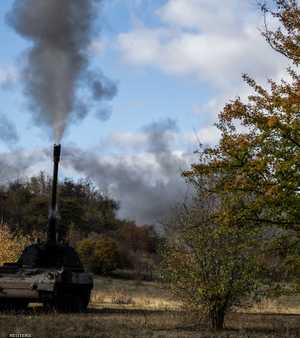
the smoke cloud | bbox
[0,150,46,185]
[0,119,193,224]
[7,0,117,142]
[0,66,18,90]
[63,119,193,224]
[95,107,112,122]
[0,113,19,146]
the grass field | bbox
[0,277,299,338]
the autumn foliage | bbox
[184,0,300,243]
[163,0,300,331]
[76,237,121,274]
[161,197,262,330]
[0,224,30,266]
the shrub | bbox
[77,237,120,274]
[161,198,262,330]
[0,224,30,265]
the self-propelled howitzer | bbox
[0,145,93,312]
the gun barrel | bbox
[47,144,61,245]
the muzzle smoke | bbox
[64,119,193,224]
[7,0,117,142]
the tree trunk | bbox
[209,307,225,330]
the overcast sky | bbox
[0,0,289,224]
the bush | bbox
[0,224,30,265]
[77,237,120,274]
[161,198,262,330]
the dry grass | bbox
[90,277,181,310]
[0,277,299,338]
[0,309,299,338]
[246,296,300,315]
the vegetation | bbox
[0,173,160,275]
[1,1,300,337]
[0,277,299,338]
[184,0,300,264]
[0,224,30,265]
[0,173,119,237]
[161,195,263,330]
[77,237,121,274]
[116,222,159,278]
[160,0,300,330]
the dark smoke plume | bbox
[0,113,19,146]
[143,118,178,154]
[63,119,193,224]
[7,0,116,142]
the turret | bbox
[47,144,61,245]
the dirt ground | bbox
[0,277,299,338]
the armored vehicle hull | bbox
[0,145,94,312]
[0,244,93,312]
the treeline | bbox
[0,172,160,277]
[0,172,119,236]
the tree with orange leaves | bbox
[185,0,300,234]
[162,0,300,331]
